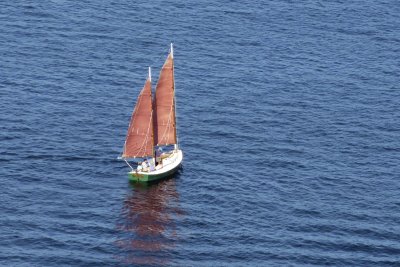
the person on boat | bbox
[141,160,149,172]
[137,162,143,172]
[148,158,156,171]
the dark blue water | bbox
[1,1,400,266]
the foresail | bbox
[154,52,177,146]
[123,78,154,158]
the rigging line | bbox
[131,86,146,135]
[122,86,144,155]
[136,110,153,158]
[124,159,134,171]
[159,105,173,145]
[136,111,152,157]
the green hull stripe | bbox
[128,164,181,182]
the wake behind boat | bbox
[120,44,182,182]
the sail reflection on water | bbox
[115,178,183,265]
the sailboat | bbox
[121,44,183,182]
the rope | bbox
[136,110,153,157]
[159,105,173,145]
[123,87,143,156]
[124,159,134,171]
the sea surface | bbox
[1,1,400,266]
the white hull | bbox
[129,149,183,181]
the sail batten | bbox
[122,78,154,158]
[154,52,177,146]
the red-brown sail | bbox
[123,77,154,158]
[154,52,177,146]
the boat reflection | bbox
[116,176,183,266]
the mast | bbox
[149,66,154,158]
[171,43,178,149]
[148,66,151,82]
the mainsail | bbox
[154,48,177,146]
[122,73,154,158]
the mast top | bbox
[148,66,151,82]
